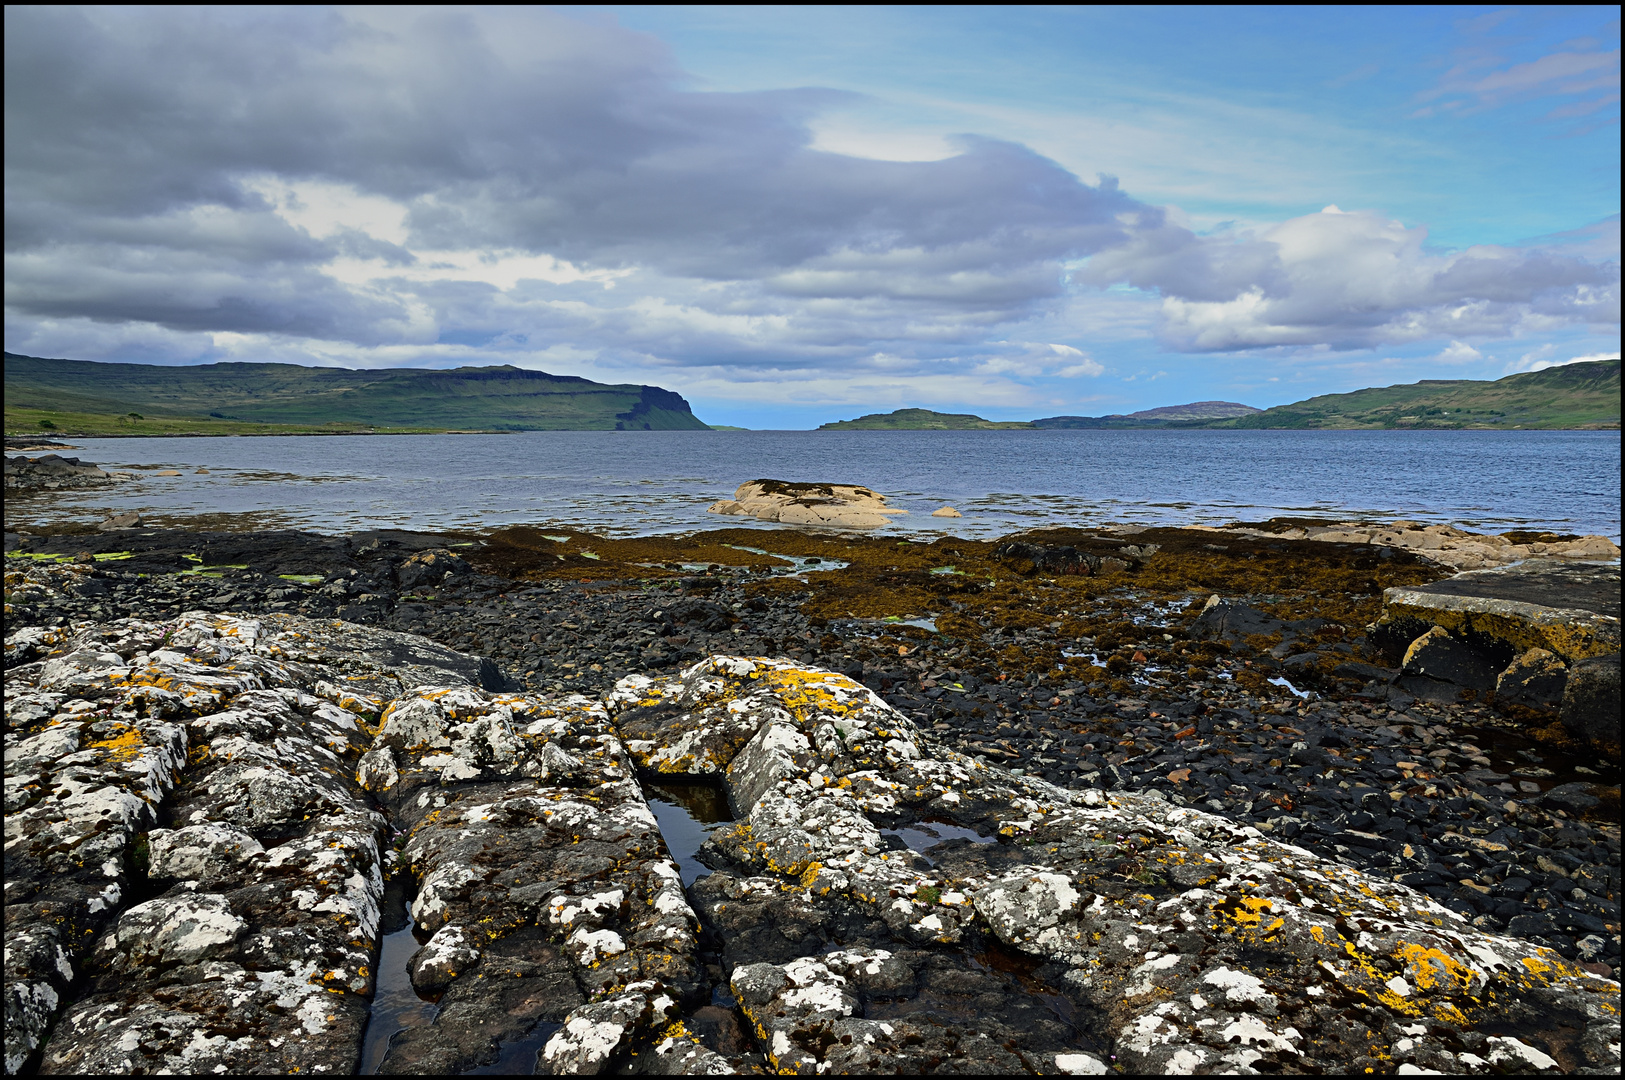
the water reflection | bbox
[643,780,733,886]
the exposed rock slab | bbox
[4,612,481,1075]
[606,655,1622,1075]
[707,480,909,530]
[1190,520,1620,571]
[1374,561,1620,725]
[7,603,1621,1076]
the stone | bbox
[930,506,962,518]
[995,541,1102,577]
[1297,520,1621,571]
[1188,601,1288,642]
[1402,626,1499,691]
[1560,652,1620,751]
[409,925,480,993]
[706,479,908,530]
[8,593,1623,1076]
[395,548,471,590]
[96,512,141,531]
[1494,648,1569,711]
[14,615,391,1075]
[1378,560,1620,665]
[365,685,703,1073]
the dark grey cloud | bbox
[5,6,1138,348]
[3,6,1616,375]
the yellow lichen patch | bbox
[1213,894,1274,927]
[1396,942,1476,995]
[85,726,146,763]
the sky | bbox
[4,6,1620,428]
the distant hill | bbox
[1212,358,1620,430]
[1032,400,1259,428]
[3,354,711,434]
[1126,400,1259,421]
[817,408,1032,430]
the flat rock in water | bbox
[707,479,909,529]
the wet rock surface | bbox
[5,521,1622,1074]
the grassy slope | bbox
[3,405,452,437]
[1216,358,1620,430]
[3,354,710,433]
[818,408,1034,430]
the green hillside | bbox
[1214,358,1620,430]
[3,354,710,433]
[1030,400,1259,428]
[818,408,1033,430]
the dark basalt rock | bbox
[1495,648,1570,711]
[994,541,1103,577]
[1561,653,1621,751]
[1403,626,1500,692]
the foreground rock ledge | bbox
[4,615,1619,1076]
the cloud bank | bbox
[4,6,1618,410]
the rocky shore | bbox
[4,454,141,494]
[4,519,1620,1074]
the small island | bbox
[817,408,1034,430]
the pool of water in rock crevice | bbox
[358,779,736,1075]
[358,873,437,1075]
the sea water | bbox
[12,429,1621,542]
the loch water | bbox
[15,428,1621,541]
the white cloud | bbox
[1083,205,1618,352]
[1435,340,1482,363]
[1505,350,1620,374]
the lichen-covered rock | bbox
[9,596,1620,1077]
[409,924,480,993]
[609,654,1624,1076]
[37,653,387,1074]
[146,823,265,882]
[3,632,190,1074]
[4,609,476,1075]
[541,982,682,1074]
[367,687,706,1074]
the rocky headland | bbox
[4,516,1620,1075]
